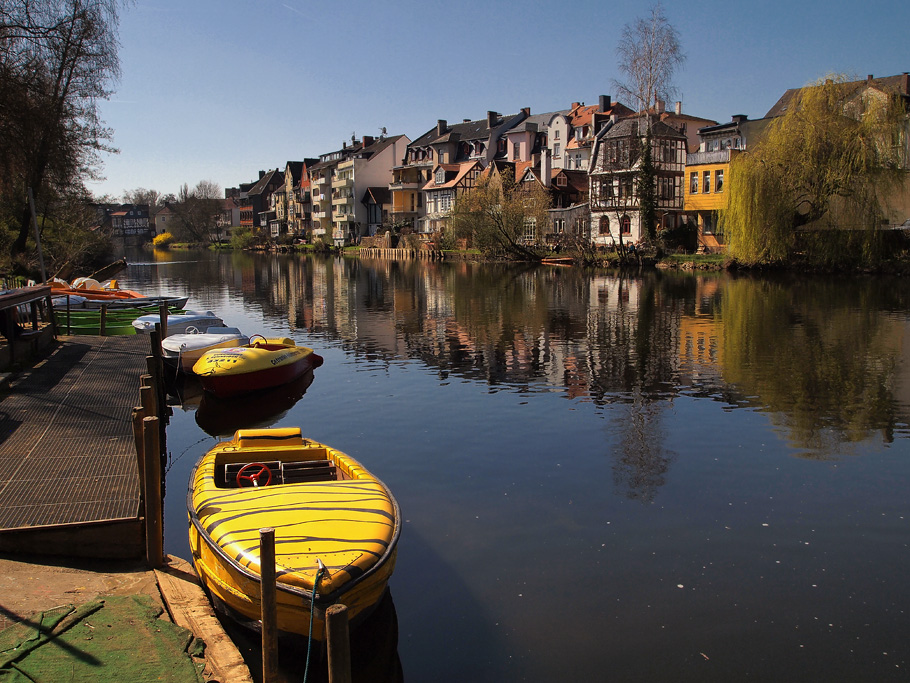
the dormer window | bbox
[435,168,446,185]
[556,174,567,187]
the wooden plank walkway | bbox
[0,335,152,558]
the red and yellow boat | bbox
[187,427,400,640]
[192,335,323,398]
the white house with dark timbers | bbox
[588,116,687,246]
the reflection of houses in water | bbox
[676,277,725,390]
[256,258,721,407]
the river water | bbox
[115,248,910,682]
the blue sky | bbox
[89,0,910,200]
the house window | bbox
[690,172,698,194]
[703,170,711,194]
[524,217,537,243]
[554,129,560,140]
[715,170,724,192]
[618,177,633,199]
[435,168,445,185]
[555,219,565,234]
[599,216,610,235]
[556,174,567,187]
[513,142,521,159]
[620,216,631,234]
[554,143,560,158]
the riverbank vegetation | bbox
[723,75,908,269]
[0,0,123,278]
[451,168,552,261]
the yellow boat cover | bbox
[190,428,397,595]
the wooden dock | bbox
[0,334,152,558]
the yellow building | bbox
[684,115,772,253]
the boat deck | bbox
[0,335,152,558]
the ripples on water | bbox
[119,250,910,682]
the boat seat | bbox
[281,460,337,483]
[223,461,282,488]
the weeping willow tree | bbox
[723,75,907,267]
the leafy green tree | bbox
[722,75,907,266]
[637,125,658,241]
[451,168,551,260]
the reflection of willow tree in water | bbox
[721,276,905,453]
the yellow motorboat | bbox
[192,335,323,398]
[187,427,400,640]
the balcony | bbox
[314,176,328,186]
[390,181,420,191]
[332,176,353,189]
[332,194,353,205]
[334,213,355,222]
[686,149,732,166]
[314,210,328,219]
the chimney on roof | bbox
[572,102,580,110]
[675,101,682,115]
[655,99,666,114]
[541,149,551,188]
[903,72,910,94]
[599,95,611,111]
[362,135,374,147]
[437,119,447,137]
[732,114,748,125]
[259,170,265,179]
[521,107,530,117]
[867,74,874,82]
[342,141,346,149]
[487,111,498,128]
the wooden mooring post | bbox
[326,604,352,683]
[142,415,164,568]
[260,528,279,683]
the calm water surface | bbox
[117,248,910,682]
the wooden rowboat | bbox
[187,427,400,640]
[192,335,323,398]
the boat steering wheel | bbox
[249,334,267,347]
[184,325,200,334]
[237,462,272,487]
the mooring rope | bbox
[303,559,326,683]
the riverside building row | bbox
[190,73,909,252]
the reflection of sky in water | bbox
[122,249,910,682]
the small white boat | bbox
[132,310,224,335]
[52,293,189,310]
[161,326,249,373]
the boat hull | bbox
[132,311,223,335]
[187,428,400,640]
[162,328,248,372]
[193,339,323,398]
